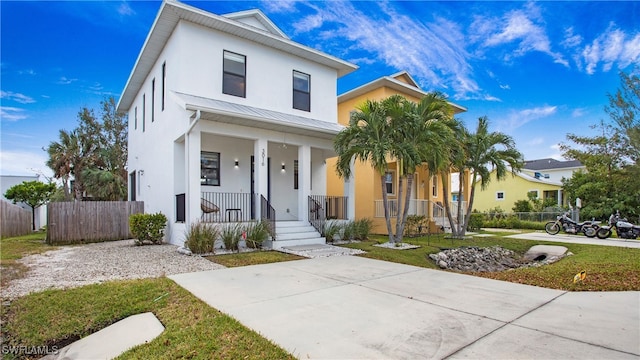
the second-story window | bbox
[293,70,310,111]
[151,78,155,122]
[223,51,246,98]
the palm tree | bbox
[335,98,398,242]
[45,129,78,201]
[461,116,524,234]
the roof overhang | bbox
[173,92,344,140]
[338,74,467,114]
[117,0,357,113]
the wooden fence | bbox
[1,200,31,238]
[46,201,144,244]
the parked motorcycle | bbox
[544,211,599,237]
[596,211,640,239]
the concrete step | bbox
[277,231,322,241]
[272,237,326,250]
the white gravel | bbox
[1,240,225,300]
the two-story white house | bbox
[117,0,357,247]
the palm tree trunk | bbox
[441,172,457,237]
[394,175,404,241]
[463,172,478,231]
[380,175,395,243]
[457,171,465,236]
[397,173,414,243]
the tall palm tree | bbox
[335,98,398,242]
[461,116,524,234]
[45,129,78,201]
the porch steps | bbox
[272,221,325,250]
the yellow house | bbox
[472,169,564,213]
[327,71,467,234]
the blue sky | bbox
[1,1,639,178]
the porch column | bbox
[558,189,562,206]
[254,138,268,218]
[343,158,356,221]
[298,145,311,220]
[186,123,201,224]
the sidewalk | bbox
[170,256,639,359]
[502,231,640,248]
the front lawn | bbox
[340,234,640,291]
[1,278,294,360]
[206,251,305,268]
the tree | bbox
[461,116,524,234]
[45,96,128,201]
[561,70,640,218]
[4,181,56,230]
[334,93,455,243]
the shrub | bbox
[221,223,242,252]
[184,221,219,254]
[129,213,167,245]
[323,221,343,243]
[468,212,484,231]
[341,221,356,241]
[353,218,373,240]
[244,220,270,249]
[404,215,428,236]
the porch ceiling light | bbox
[234,160,239,168]
[281,163,286,171]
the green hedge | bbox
[129,213,167,245]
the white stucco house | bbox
[116,0,357,247]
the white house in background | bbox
[1,175,47,230]
[116,0,357,247]
[522,158,585,182]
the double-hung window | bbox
[384,171,395,195]
[293,71,310,111]
[223,51,246,97]
[201,152,220,186]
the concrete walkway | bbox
[504,231,640,248]
[169,256,639,359]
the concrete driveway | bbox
[504,231,640,248]
[169,256,639,359]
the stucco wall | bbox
[472,172,562,213]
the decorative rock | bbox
[428,246,568,272]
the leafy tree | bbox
[561,70,640,219]
[4,181,56,230]
[45,96,128,201]
[512,199,533,213]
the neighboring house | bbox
[1,175,47,230]
[522,158,585,183]
[117,0,357,247]
[326,71,467,234]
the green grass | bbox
[1,278,294,360]
[340,234,640,291]
[0,232,58,287]
[206,250,305,268]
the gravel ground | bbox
[2,240,225,300]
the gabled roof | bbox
[474,167,562,186]
[172,91,344,139]
[523,158,584,171]
[222,9,288,39]
[338,71,467,114]
[117,0,357,112]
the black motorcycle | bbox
[596,211,640,239]
[544,211,598,237]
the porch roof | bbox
[174,91,345,139]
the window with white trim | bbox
[496,191,505,200]
[384,171,395,195]
[223,51,246,98]
[293,70,310,111]
[431,175,438,197]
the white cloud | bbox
[18,69,36,76]
[578,24,640,74]
[0,91,35,104]
[261,0,298,13]
[57,76,77,85]
[500,105,557,131]
[117,1,135,16]
[0,106,28,121]
[499,84,511,90]
[292,2,481,99]
[527,137,544,146]
[571,108,587,118]
[0,150,52,178]
[471,4,567,66]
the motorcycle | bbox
[544,211,599,237]
[596,211,640,239]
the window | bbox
[431,175,438,197]
[384,171,395,195]
[294,160,299,189]
[293,71,310,111]
[223,51,246,97]
[201,152,220,186]
[142,94,146,132]
[161,62,166,111]
[496,192,505,200]
[129,171,136,201]
[151,78,155,122]
[452,194,459,202]
[134,106,137,130]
